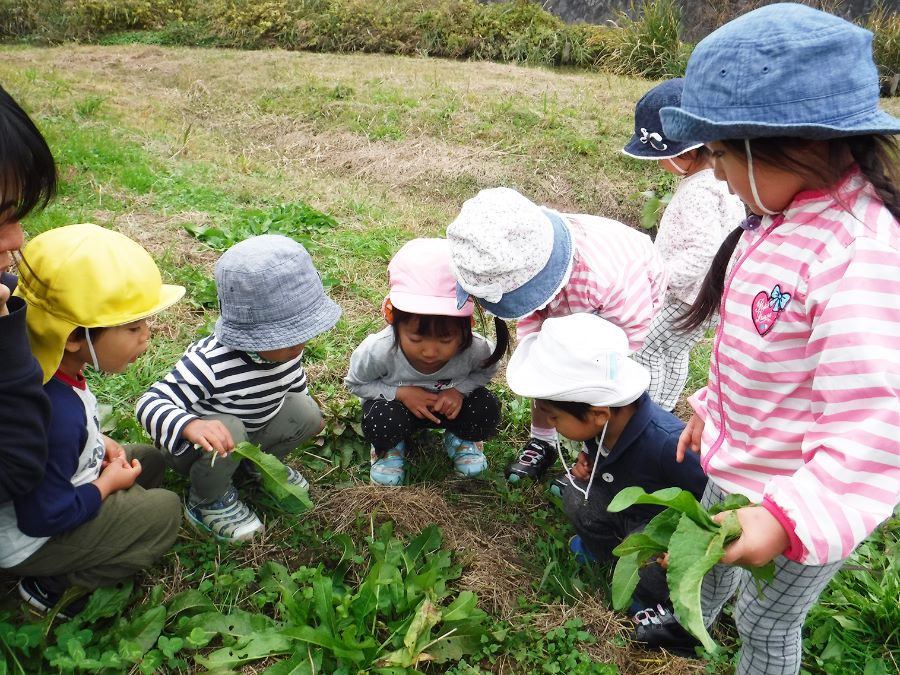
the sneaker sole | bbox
[370,473,404,486]
[183,504,263,542]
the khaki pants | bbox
[170,392,323,502]
[8,445,181,590]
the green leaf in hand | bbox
[231,442,312,511]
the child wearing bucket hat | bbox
[447,187,667,484]
[1,223,184,619]
[137,234,341,541]
[653,4,900,670]
[0,84,57,504]
[506,313,706,652]
[622,79,745,413]
[345,238,508,485]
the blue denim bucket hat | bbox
[214,234,341,351]
[661,3,900,142]
[622,79,703,160]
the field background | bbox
[0,43,898,673]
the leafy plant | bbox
[608,486,774,653]
[231,441,314,512]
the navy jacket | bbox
[582,392,707,522]
[0,273,50,502]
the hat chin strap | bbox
[745,139,779,216]
[667,157,688,176]
[85,328,101,371]
[557,421,607,503]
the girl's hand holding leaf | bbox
[715,506,790,567]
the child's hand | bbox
[0,283,10,317]
[101,435,127,468]
[396,386,440,423]
[571,451,593,481]
[183,419,233,457]
[93,457,142,498]
[676,414,704,462]
[715,506,791,567]
[431,389,464,420]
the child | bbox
[622,79,745,412]
[447,187,667,482]
[137,234,340,541]
[656,4,900,671]
[0,223,184,617]
[506,313,706,640]
[345,238,507,485]
[1,84,57,503]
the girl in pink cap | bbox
[345,238,509,485]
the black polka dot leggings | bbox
[362,387,501,452]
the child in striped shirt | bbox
[447,187,667,484]
[137,235,341,542]
[622,79,745,412]
[647,5,900,671]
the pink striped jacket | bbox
[517,213,668,351]
[690,169,900,565]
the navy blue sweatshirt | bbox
[0,273,50,502]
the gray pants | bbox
[8,445,181,590]
[700,482,844,675]
[170,393,323,502]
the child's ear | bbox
[587,406,611,429]
[64,329,85,353]
[382,298,394,324]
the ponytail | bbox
[481,316,510,369]
[847,135,900,222]
[676,226,743,332]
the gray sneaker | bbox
[185,486,263,542]
[284,465,309,491]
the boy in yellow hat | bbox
[0,223,185,619]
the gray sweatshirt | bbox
[345,327,499,401]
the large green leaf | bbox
[608,486,717,530]
[666,514,729,653]
[231,442,313,511]
[78,582,133,622]
[195,630,293,668]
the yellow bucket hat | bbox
[15,223,185,382]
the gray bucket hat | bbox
[214,234,341,351]
[661,3,900,142]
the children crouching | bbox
[345,238,508,485]
[137,235,341,541]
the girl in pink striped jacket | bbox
[643,4,900,672]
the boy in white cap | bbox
[506,313,706,653]
[447,187,667,484]
[2,223,184,619]
[137,235,341,541]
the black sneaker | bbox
[18,577,89,620]
[505,438,556,482]
[547,473,569,498]
[632,603,701,658]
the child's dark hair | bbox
[678,134,900,332]
[391,306,510,369]
[536,398,593,421]
[0,86,57,225]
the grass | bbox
[2,44,899,674]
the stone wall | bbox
[538,0,890,41]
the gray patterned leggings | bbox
[700,482,844,675]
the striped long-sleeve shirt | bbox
[516,213,668,351]
[136,335,308,455]
[690,169,900,565]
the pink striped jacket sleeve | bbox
[698,171,900,565]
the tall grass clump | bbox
[606,0,688,79]
[867,1,900,94]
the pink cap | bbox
[388,238,473,317]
